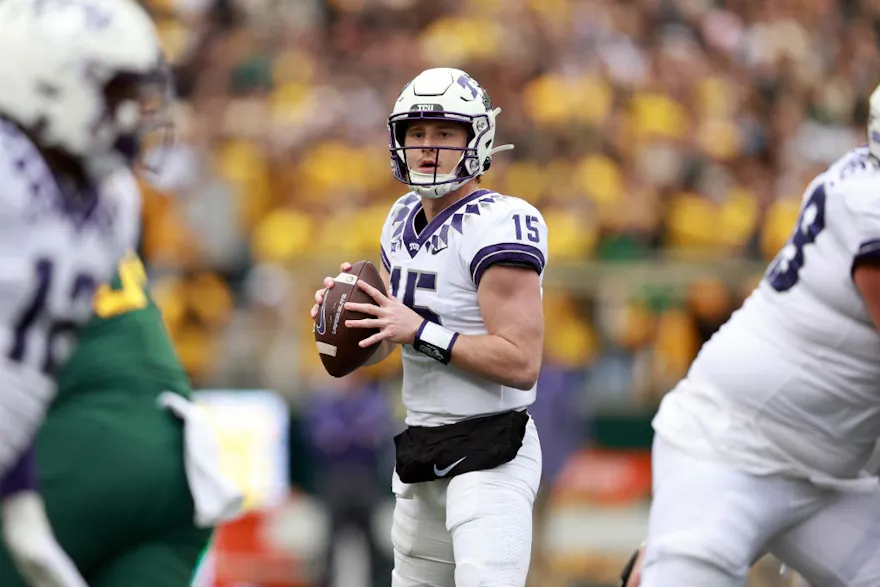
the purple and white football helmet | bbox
[388,68,513,199]
[0,0,172,178]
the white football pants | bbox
[390,416,542,587]
[642,437,880,587]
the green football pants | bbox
[0,390,213,586]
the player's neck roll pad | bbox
[394,410,529,483]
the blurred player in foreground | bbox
[619,547,815,587]
[625,84,880,587]
[0,0,166,584]
[0,252,243,587]
[621,440,880,586]
[311,67,548,587]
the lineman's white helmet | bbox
[0,0,172,177]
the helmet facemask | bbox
[387,68,514,198]
[389,110,493,199]
[92,59,175,178]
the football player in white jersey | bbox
[310,67,548,587]
[623,84,880,587]
[0,1,167,585]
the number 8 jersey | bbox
[653,146,880,483]
[380,189,548,427]
[0,122,140,477]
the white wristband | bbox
[413,320,459,364]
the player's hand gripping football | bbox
[344,279,423,348]
[310,261,353,321]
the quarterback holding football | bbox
[311,67,548,587]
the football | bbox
[314,260,386,378]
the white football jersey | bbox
[0,120,140,476]
[653,146,880,484]
[380,189,548,427]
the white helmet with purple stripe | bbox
[388,68,513,199]
[0,0,172,178]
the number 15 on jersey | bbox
[513,214,541,243]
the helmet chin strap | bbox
[406,150,466,199]
[410,174,463,199]
[408,168,458,186]
[406,144,515,199]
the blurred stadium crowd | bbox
[137,0,877,400]
[132,0,878,583]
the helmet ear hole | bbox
[483,157,491,172]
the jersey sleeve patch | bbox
[469,242,546,287]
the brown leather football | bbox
[314,260,386,378]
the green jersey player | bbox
[0,253,230,587]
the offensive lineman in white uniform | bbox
[0,1,166,585]
[623,85,880,587]
[310,68,548,587]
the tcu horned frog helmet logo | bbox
[387,68,513,199]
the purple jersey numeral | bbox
[390,267,442,325]
[8,260,54,363]
[7,259,97,375]
[513,214,541,243]
[766,184,826,293]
